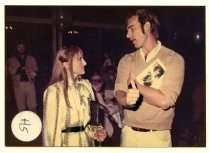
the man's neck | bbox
[142,36,158,55]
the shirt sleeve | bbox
[31,56,39,72]
[160,53,185,106]
[27,56,39,73]
[8,58,19,76]
[42,85,62,146]
[114,54,132,95]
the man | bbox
[114,9,185,147]
[8,40,38,113]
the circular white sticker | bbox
[11,111,42,142]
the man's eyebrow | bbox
[127,25,134,29]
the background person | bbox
[90,71,122,146]
[7,40,38,113]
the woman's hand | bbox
[92,125,107,142]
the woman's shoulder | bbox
[78,78,91,86]
[44,82,63,93]
[78,78,95,101]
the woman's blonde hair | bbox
[49,45,83,107]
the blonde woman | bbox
[42,46,106,146]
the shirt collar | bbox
[139,41,161,63]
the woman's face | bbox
[72,51,87,77]
[90,74,103,92]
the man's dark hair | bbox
[126,9,160,39]
[15,40,26,46]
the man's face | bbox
[16,44,26,54]
[126,15,147,48]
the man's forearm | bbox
[115,90,137,108]
[136,83,169,109]
[115,90,127,106]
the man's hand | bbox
[126,88,140,106]
[115,79,140,107]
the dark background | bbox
[5,6,205,147]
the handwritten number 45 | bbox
[19,118,31,133]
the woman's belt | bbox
[62,122,90,133]
[62,126,85,133]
